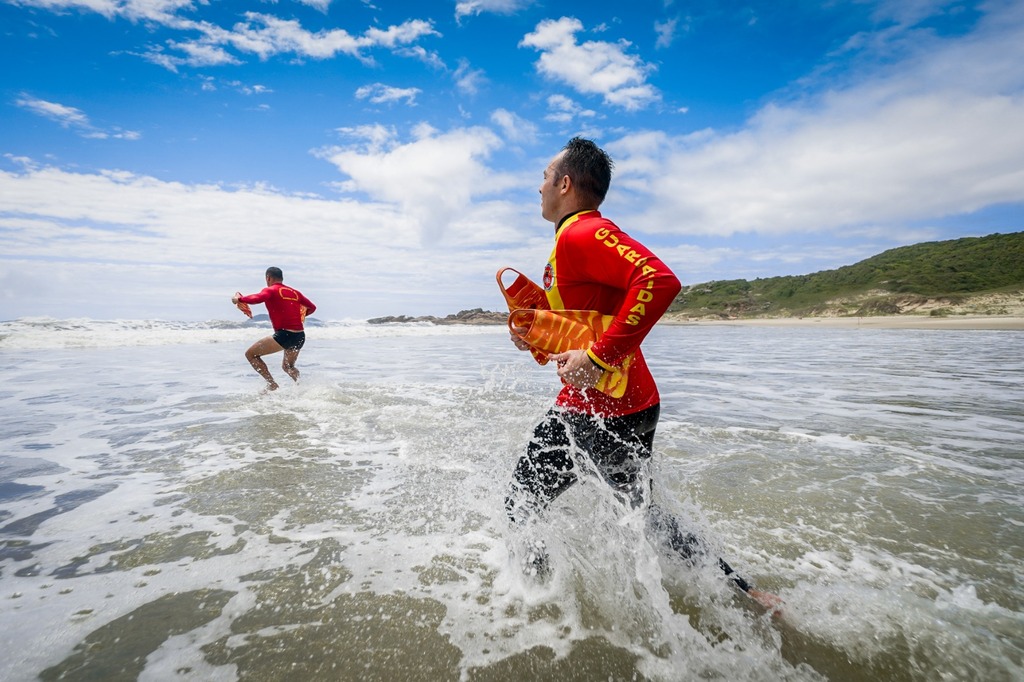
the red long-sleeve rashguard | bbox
[238,283,316,331]
[544,210,681,417]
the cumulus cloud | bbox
[610,3,1024,237]
[0,160,546,319]
[520,16,660,111]
[316,124,525,244]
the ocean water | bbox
[0,318,1021,681]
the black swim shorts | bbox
[273,329,306,351]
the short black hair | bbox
[557,137,613,207]
[266,266,284,281]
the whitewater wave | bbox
[0,317,501,350]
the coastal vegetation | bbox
[368,308,506,325]
[668,231,1024,319]
[376,232,1023,324]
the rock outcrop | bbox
[368,308,506,325]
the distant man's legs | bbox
[273,330,305,383]
[244,336,285,390]
[282,347,301,382]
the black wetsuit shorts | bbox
[506,403,660,523]
[273,329,306,351]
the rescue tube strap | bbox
[497,267,551,365]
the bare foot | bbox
[263,382,279,393]
[749,589,784,616]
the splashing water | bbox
[0,320,1021,680]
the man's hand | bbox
[549,349,603,389]
[231,294,240,304]
[510,326,531,351]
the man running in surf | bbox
[233,267,317,391]
[506,137,780,611]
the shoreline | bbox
[661,314,1024,330]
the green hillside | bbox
[669,231,1024,318]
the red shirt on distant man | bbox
[232,267,316,391]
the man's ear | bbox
[560,174,572,194]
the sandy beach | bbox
[664,315,1024,330]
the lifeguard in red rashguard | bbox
[232,267,316,391]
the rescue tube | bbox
[235,292,253,319]
[507,308,631,398]
[497,267,549,312]
[497,268,551,365]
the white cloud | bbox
[869,0,963,28]
[17,2,440,70]
[654,17,678,49]
[396,45,446,70]
[84,128,142,140]
[148,40,241,71]
[15,94,89,128]
[10,0,196,22]
[520,17,660,111]
[239,83,271,95]
[0,159,546,319]
[453,58,487,95]
[185,16,433,65]
[331,123,393,153]
[544,94,597,123]
[609,4,1024,237]
[454,0,533,23]
[355,83,421,106]
[15,94,142,140]
[316,124,525,244]
[490,108,537,144]
[206,14,438,61]
[297,0,332,13]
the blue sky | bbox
[1,0,1022,321]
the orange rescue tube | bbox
[507,308,631,398]
[235,292,253,319]
[497,267,551,365]
[497,267,549,312]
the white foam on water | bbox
[0,317,500,350]
[0,321,1021,680]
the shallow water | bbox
[1,319,1021,681]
